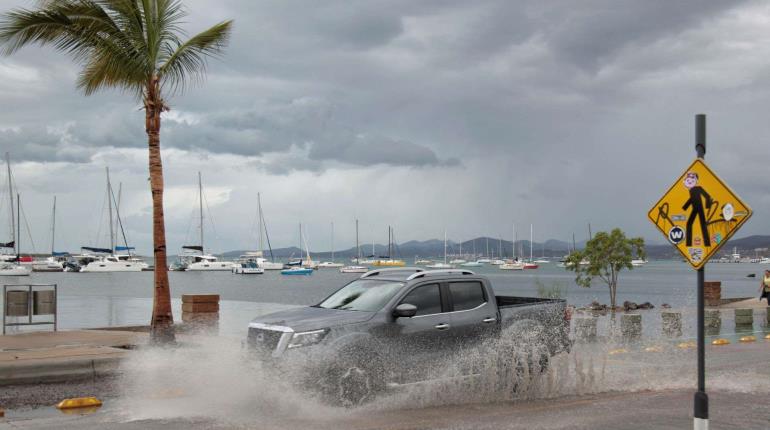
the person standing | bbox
[760,270,770,304]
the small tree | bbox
[564,228,645,310]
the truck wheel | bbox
[320,350,384,407]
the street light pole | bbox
[694,113,708,430]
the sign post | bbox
[647,114,752,430]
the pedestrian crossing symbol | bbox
[648,158,752,269]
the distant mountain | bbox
[216,235,770,262]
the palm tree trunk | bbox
[146,76,174,344]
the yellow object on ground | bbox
[711,338,730,346]
[608,348,628,355]
[677,341,697,349]
[644,346,663,353]
[56,397,102,410]
[765,334,770,340]
[739,335,756,343]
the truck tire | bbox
[318,348,385,407]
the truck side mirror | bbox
[393,303,417,318]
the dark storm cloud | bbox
[1,0,769,253]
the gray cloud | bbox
[0,0,768,253]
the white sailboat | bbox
[426,230,454,269]
[319,222,343,268]
[523,224,539,269]
[341,219,368,273]
[500,224,524,271]
[180,172,233,271]
[372,226,405,267]
[31,196,66,272]
[80,169,148,272]
[0,156,31,277]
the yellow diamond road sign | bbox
[648,158,752,269]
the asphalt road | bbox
[2,339,769,430]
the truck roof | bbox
[359,267,480,283]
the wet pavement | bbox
[1,338,768,429]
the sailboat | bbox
[427,230,454,269]
[31,196,66,272]
[450,239,466,264]
[500,224,524,271]
[523,224,539,269]
[319,222,344,268]
[372,226,405,267]
[283,224,314,275]
[180,172,233,271]
[341,219,368,273]
[534,239,549,264]
[0,156,31,276]
[79,169,148,272]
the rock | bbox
[747,273,756,278]
[661,303,671,309]
[639,302,654,310]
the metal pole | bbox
[6,153,15,256]
[106,167,114,253]
[694,113,708,430]
[198,172,204,252]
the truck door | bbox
[446,280,498,349]
[390,283,453,382]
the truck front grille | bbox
[247,327,285,354]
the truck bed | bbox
[495,295,564,308]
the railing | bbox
[3,284,57,335]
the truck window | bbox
[449,281,486,311]
[318,280,405,312]
[400,284,442,316]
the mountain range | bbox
[219,235,770,261]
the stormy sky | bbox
[0,0,768,255]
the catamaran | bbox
[179,172,233,271]
[80,169,148,272]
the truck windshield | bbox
[318,279,404,312]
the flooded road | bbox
[3,337,769,429]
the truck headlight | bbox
[287,329,328,349]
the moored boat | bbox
[340,265,368,273]
[281,267,313,275]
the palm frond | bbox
[158,19,232,95]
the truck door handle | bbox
[483,317,496,323]
[435,323,450,330]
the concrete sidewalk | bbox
[0,330,146,386]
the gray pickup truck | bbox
[246,268,570,405]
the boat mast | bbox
[485,237,489,258]
[106,167,114,253]
[443,229,447,264]
[51,196,56,255]
[16,193,20,259]
[530,224,533,262]
[388,226,392,258]
[355,219,360,261]
[512,224,516,260]
[198,172,204,253]
[331,222,335,262]
[257,192,264,253]
[6,153,15,255]
[498,236,502,259]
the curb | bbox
[0,354,124,386]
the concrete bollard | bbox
[734,308,753,328]
[661,311,682,337]
[181,294,220,334]
[621,313,642,342]
[704,309,721,336]
[573,317,598,342]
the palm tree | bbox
[0,0,233,343]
